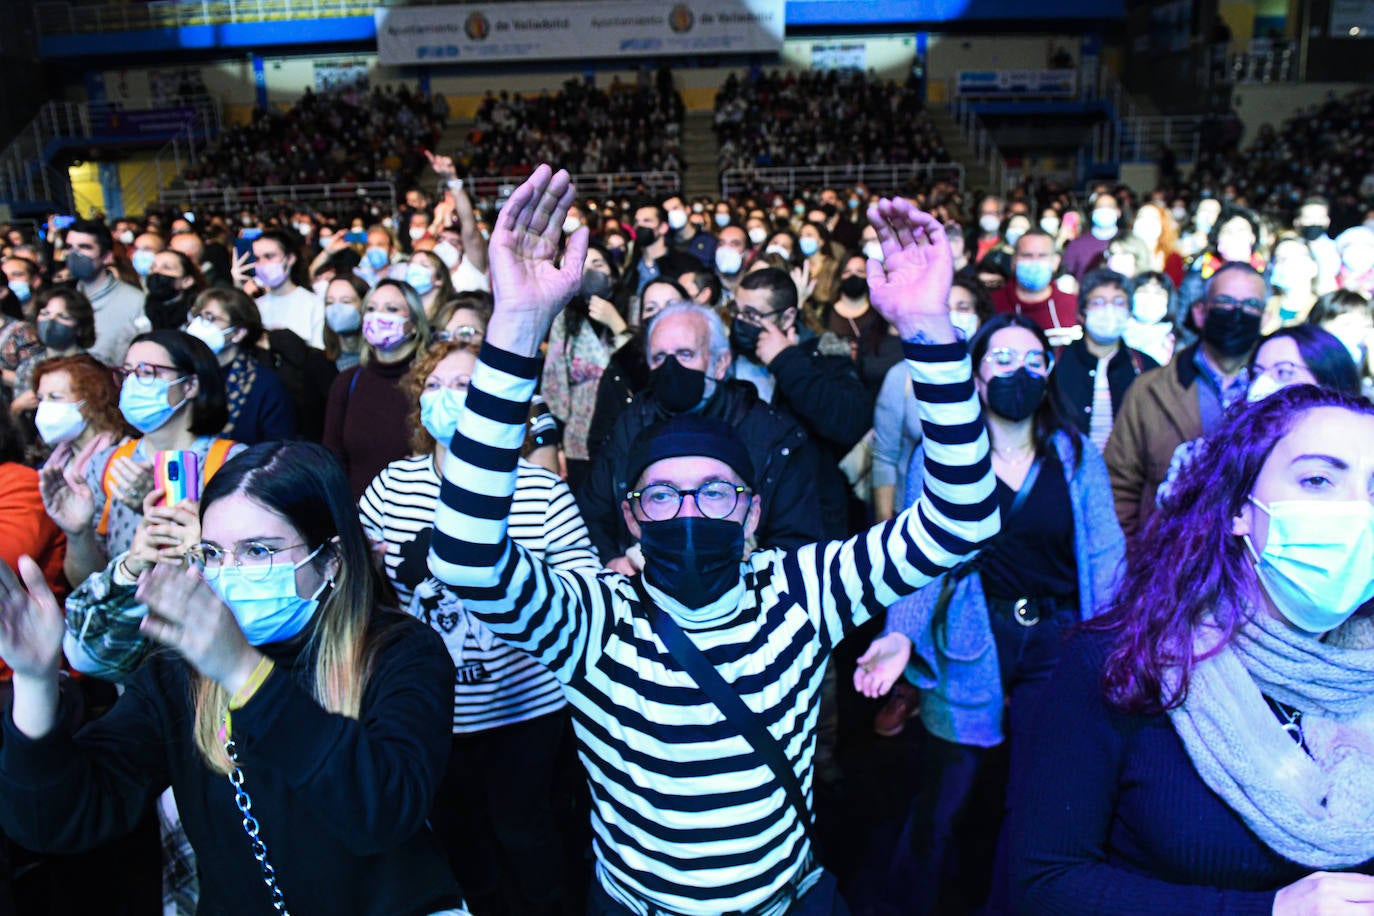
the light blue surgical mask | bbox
[364,246,389,270]
[132,249,156,276]
[119,375,187,433]
[10,280,30,302]
[420,387,467,446]
[1244,497,1374,634]
[209,545,327,646]
[405,263,434,296]
[1015,260,1054,292]
[799,237,820,257]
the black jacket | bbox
[576,379,823,561]
[587,334,652,455]
[0,612,460,916]
[254,329,339,443]
[757,334,876,537]
[1050,338,1159,437]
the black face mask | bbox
[651,356,708,414]
[729,318,762,357]
[145,273,183,303]
[581,269,614,301]
[65,251,100,282]
[634,226,656,248]
[985,368,1047,422]
[37,319,78,351]
[1298,225,1325,242]
[839,275,868,299]
[1202,306,1262,358]
[638,517,744,609]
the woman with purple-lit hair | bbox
[1009,384,1374,914]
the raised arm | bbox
[781,199,999,646]
[428,165,604,681]
[426,150,489,274]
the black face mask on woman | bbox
[984,367,1046,422]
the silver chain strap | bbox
[224,736,292,915]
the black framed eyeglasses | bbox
[114,362,186,384]
[1207,294,1265,317]
[629,480,749,522]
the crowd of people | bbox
[713,70,947,174]
[1188,88,1374,228]
[463,74,686,178]
[0,82,1369,916]
[182,84,446,190]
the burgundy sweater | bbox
[323,355,415,498]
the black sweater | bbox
[0,612,460,916]
[1008,630,1374,915]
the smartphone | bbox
[53,215,75,230]
[153,450,201,506]
[239,227,263,241]
[345,230,367,244]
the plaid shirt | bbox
[62,555,151,683]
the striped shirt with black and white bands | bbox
[359,455,599,733]
[430,340,999,916]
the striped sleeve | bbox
[429,342,600,683]
[781,340,999,646]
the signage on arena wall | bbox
[374,0,785,65]
[954,70,1078,98]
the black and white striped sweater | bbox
[430,339,998,915]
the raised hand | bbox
[486,164,589,357]
[854,632,914,699]
[38,433,112,535]
[586,295,628,336]
[137,562,261,694]
[0,557,64,682]
[865,198,956,342]
[424,149,458,184]
[108,455,154,512]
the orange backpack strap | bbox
[202,439,236,483]
[97,439,141,537]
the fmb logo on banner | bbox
[465,12,491,40]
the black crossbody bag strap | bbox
[632,577,815,842]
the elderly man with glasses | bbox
[429,165,1000,916]
[1104,261,1269,537]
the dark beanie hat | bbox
[625,415,755,494]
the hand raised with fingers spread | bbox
[137,562,261,692]
[39,433,111,535]
[0,557,65,682]
[486,164,589,356]
[865,197,956,342]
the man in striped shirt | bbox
[430,164,1000,916]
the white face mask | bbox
[1040,217,1060,235]
[1132,289,1170,324]
[748,227,767,246]
[949,310,980,340]
[979,214,1001,234]
[35,400,87,445]
[863,240,885,263]
[186,316,232,354]
[1085,307,1129,345]
[765,244,790,260]
[715,246,743,276]
[408,226,426,242]
[561,215,581,236]
[667,209,688,231]
[1246,372,1286,403]
[433,240,461,270]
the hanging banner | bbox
[375,0,785,65]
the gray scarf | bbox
[1168,611,1374,869]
